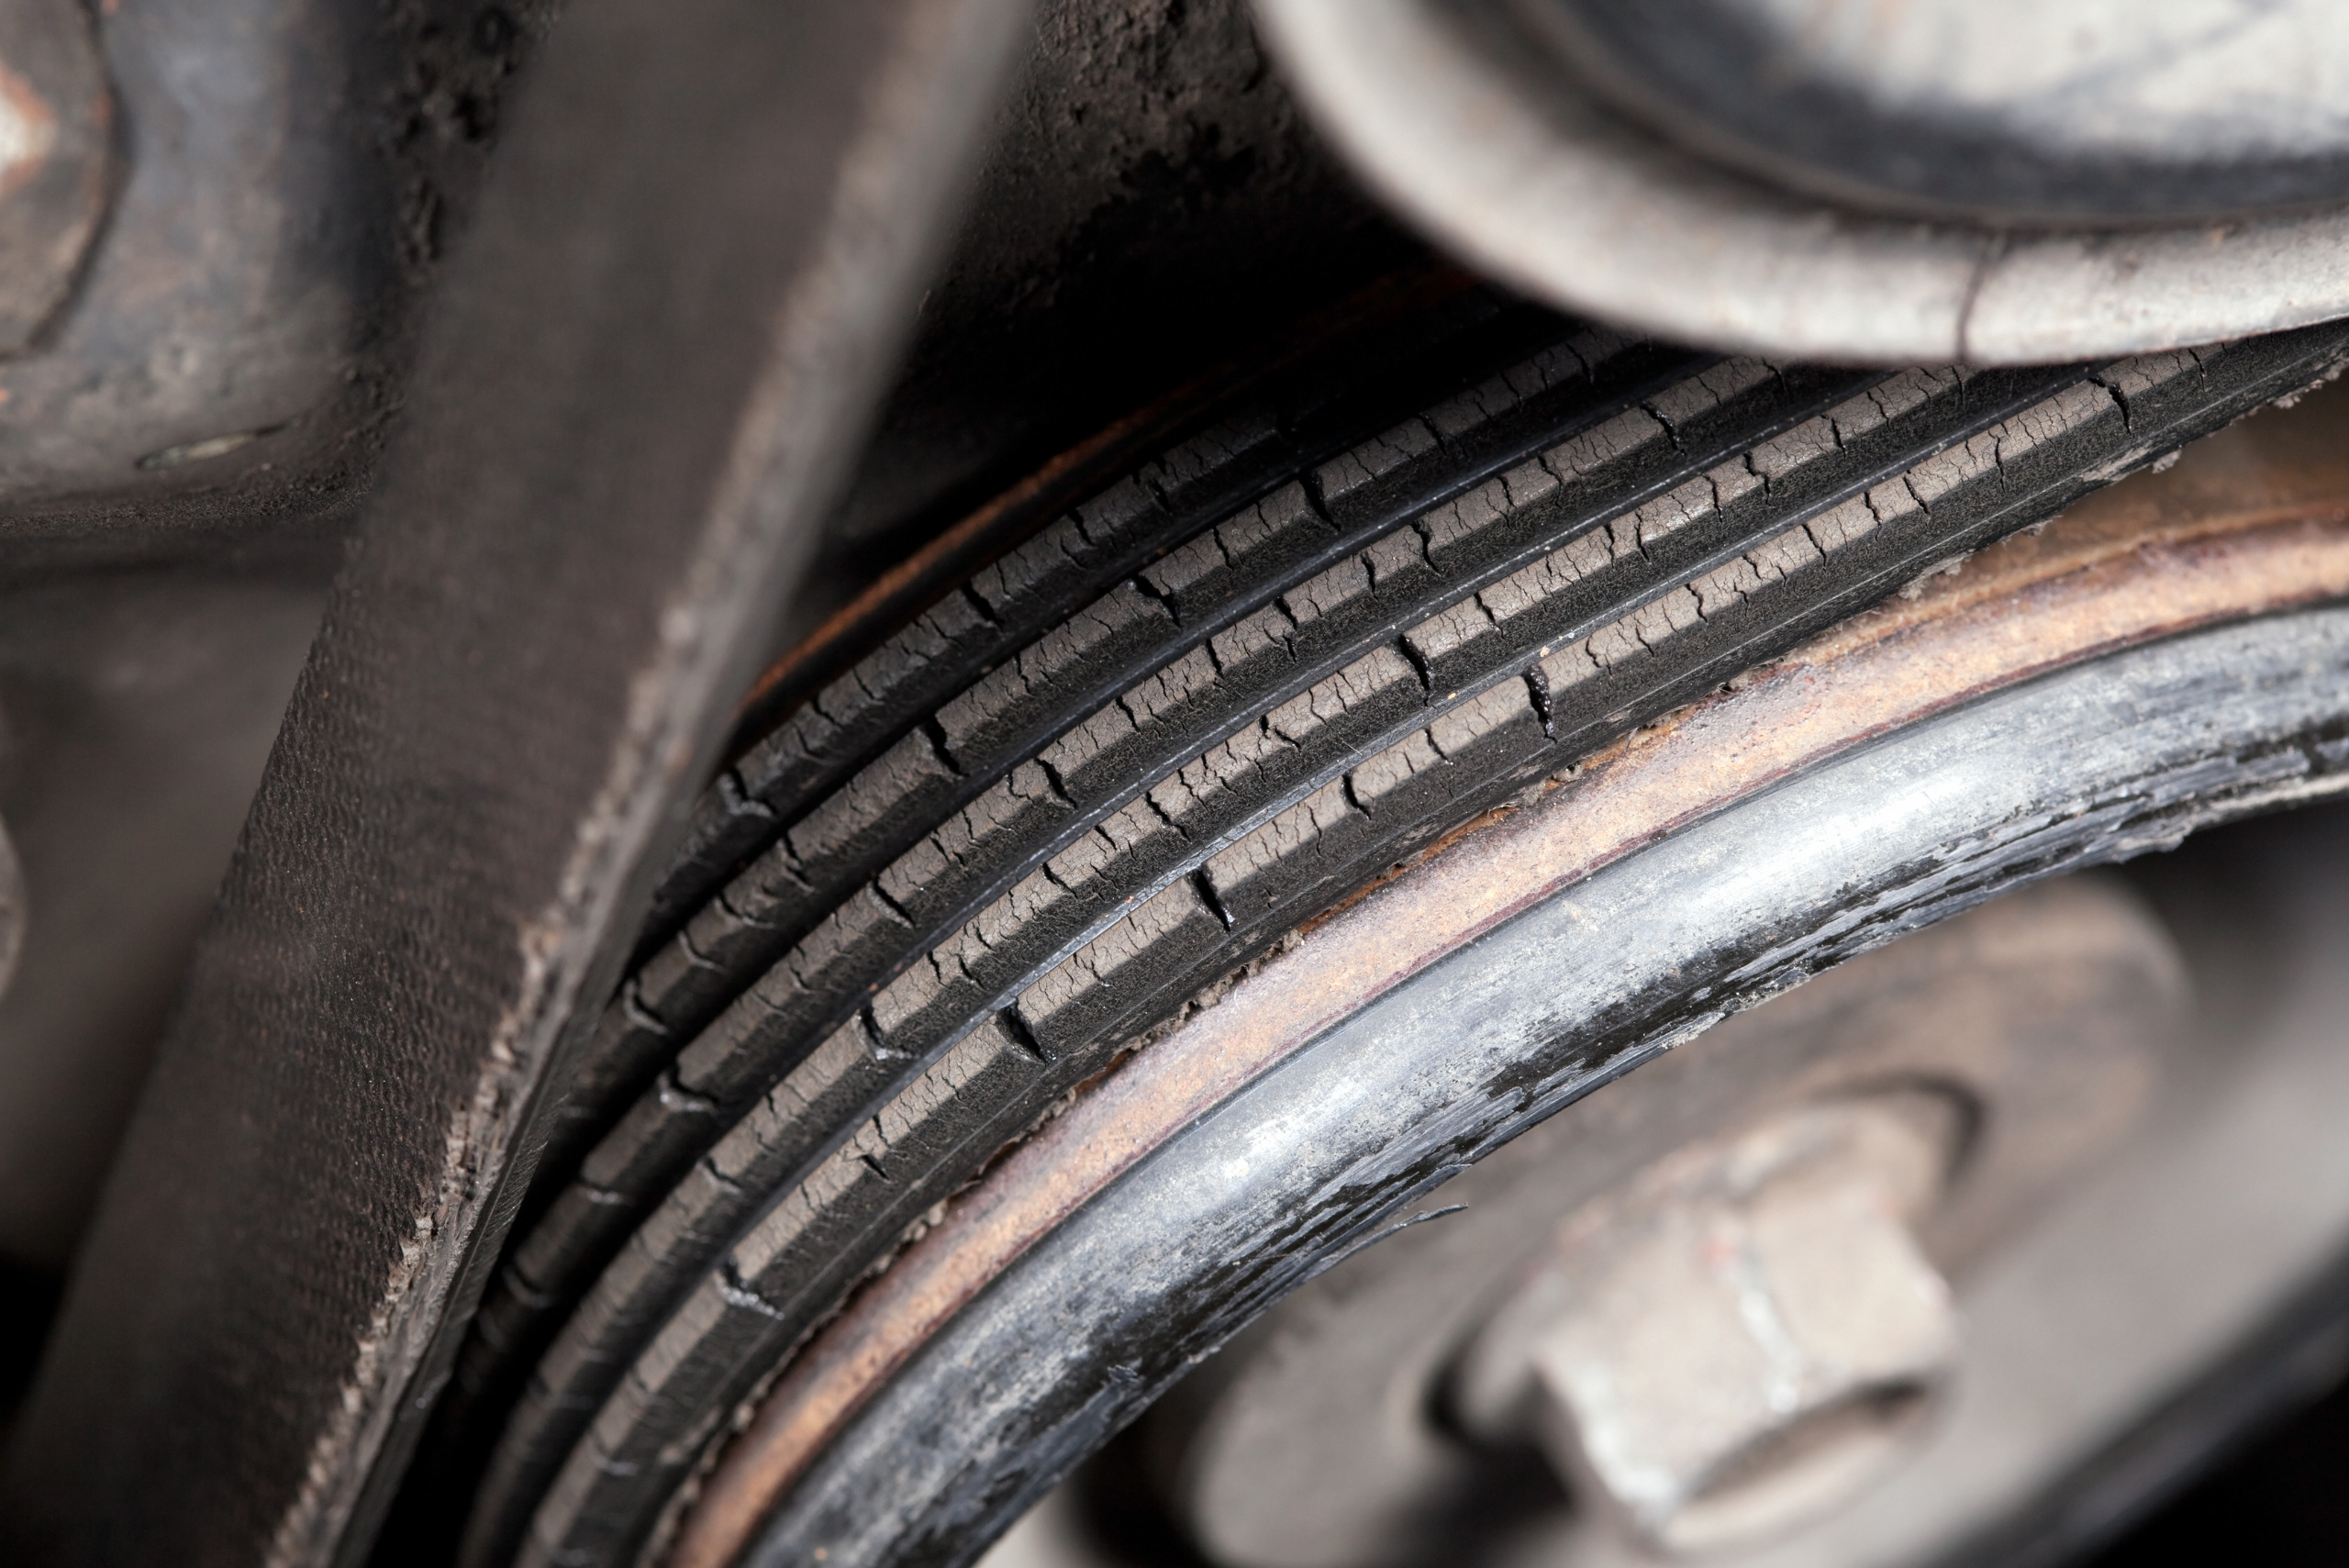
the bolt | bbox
[1456,1100,1959,1555]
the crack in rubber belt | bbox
[452,323,2349,1568]
[451,338,1868,1536]
[392,300,1641,1542]
[543,347,1859,1195]
[381,286,1608,1562]
[640,292,1626,952]
[602,314,1698,1136]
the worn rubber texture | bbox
[746,605,2349,1568]
[439,316,2349,1568]
[0,4,1033,1568]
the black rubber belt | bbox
[469,327,2349,1568]
[752,606,2349,1568]
[0,3,1032,1566]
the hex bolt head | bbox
[1457,1100,1960,1555]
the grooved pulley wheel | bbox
[377,288,2349,1568]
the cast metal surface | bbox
[665,410,2349,1568]
[1159,879,2181,1568]
[980,811,2349,1568]
[0,1,1032,1565]
[1509,0,2349,222]
[1251,0,2349,362]
[0,0,109,357]
[0,0,540,560]
[1465,1103,1958,1554]
[7,5,2349,1565]
[819,0,1419,574]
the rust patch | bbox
[1297,796,1530,938]
[666,418,2349,1568]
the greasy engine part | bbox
[1464,1100,1964,1556]
[409,284,2349,1568]
[0,0,110,356]
[0,0,559,1307]
[0,2,1035,1567]
[981,807,2349,1568]
[5,4,2349,1568]
[1494,1,2349,224]
[0,0,1435,1349]
[1249,1,2349,363]
[0,0,547,562]
[1152,879,2180,1567]
[672,389,2349,1568]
